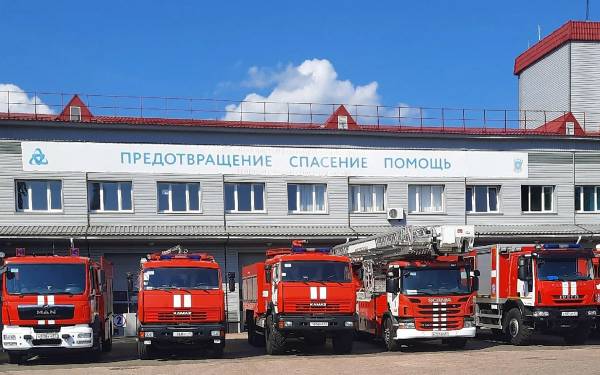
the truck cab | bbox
[243,244,356,355]
[473,243,598,345]
[136,247,228,359]
[1,249,113,364]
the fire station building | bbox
[2,21,600,332]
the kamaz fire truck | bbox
[1,248,113,364]
[136,246,231,359]
[472,243,598,345]
[242,241,356,355]
[331,225,477,351]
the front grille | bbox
[552,295,585,304]
[32,339,61,346]
[416,303,463,331]
[33,327,60,333]
[145,309,219,323]
[287,300,352,313]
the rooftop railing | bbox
[0,89,595,135]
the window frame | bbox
[224,182,267,213]
[349,184,386,213]
[70,106,82,121]
[408,184,445,214]
[88,181,134,213]
[575,185,600,213]
[287,183,328,214]
[466,185,501,214]
[156,182,202,214]
[521,185,555,213]
[15,179,63,213]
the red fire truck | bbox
[1,248,113,364]
[242,241,356,355]
[332,225,477,351]
[472,243,598,345]
[136,246,231,359]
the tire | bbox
[504,308,532,346]
[383,317,399,352]
[137,340,153,360]
[265,316,286,355]
[564,323,591,345]
[6,352,24,365]
[332,331,353,354]
[442,337,468,349]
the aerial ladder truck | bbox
[332,225,478,351]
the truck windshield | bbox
[143,267,220,290]
[280,261,351,282]
[401,267,471,295]
[5,263,86,295]
[537,257,592,281]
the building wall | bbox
[518,44,571,129]
[571,42,600,131]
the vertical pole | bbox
[263,101,266,122]
[441,108,445,131]
[376,105,380,128]
[34,92,38,119]
[6,90,9,117]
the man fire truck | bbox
[472,243,598,345]
[1,248,113,364]
[331,225,477,351]
[136,245,231,359]
[242,241,356,355]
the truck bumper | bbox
[138,323,225,347]
[530,307,597,329]
[2,324,93,351]
[274,314,356,333]
[394,326,476,340]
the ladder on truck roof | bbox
[332,225,476,262]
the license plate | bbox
[173,331,193,337]
[36,332,59,340]
[309,322,329,327]
[432,331,450,337]
[562,311,578,317]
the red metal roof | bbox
[514,20,600,75]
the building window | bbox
[287,184,327,213]
[521,185,554,213]
[15,180,62,212]
[225,183,265,213]
[575,186,600,212]
[157,182,201,213]
[466,186,499,213]
[70,106,82,121]
[88,181,133,212]
[350,185,385,213]
[408,185,444,213]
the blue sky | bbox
[0,0,589,113]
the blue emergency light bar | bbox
[542,243,582,250]
[291,247,331,254]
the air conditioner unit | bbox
[387,207,404,220]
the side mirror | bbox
[472,275,479,292]
[228,272,236,292]
[265,266,272,283]
[473,269,481,277]
[126,272,134,294]
[99,270,107,292]
[386,271,400,293]
[517,256,529,281]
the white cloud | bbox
[0,83,54,115]
[224,59,397,123]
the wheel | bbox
[265,316,286,355]
[6,352,24,365]
[332,331,353,354]
[137,340,153,360]
[442,337,468,349]
[304,333,326,347]
[383,317,399,352]
[564,323,591,345]
[504,308,532,346]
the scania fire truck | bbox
[242,241,356,355]
[472,243,598,345]
[331,225,477,351]
[1,248,113,364]
[136,246,231,359]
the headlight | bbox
[533,311,550,317]
[284,321,293,328]
[463,319,475,328]
[210,330,221,337]
[144,331,154,338]
[587,310,597,316]
[77,332,92,338]
[397,320,415,329]
[3,334,16,341]
[345,321,354,327]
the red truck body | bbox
[472,243,598,345]
[136,250,226,359]
[242,246,356,354]
[1,251,113,364]
[355,255,476,350]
